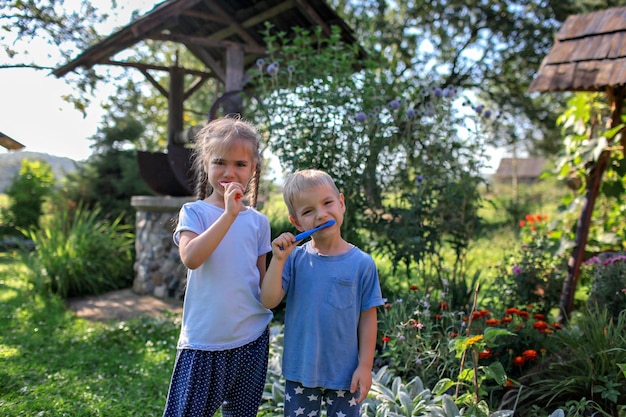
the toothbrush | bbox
[279,219,336,250]
[219,181,242,199]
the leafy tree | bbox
[1,159,55,235]
[59,119,156,225]
[330,0,626,157]
[249,26,488,297]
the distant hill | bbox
[0,151,80,193]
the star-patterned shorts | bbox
[162,327,269,417]
[284,380,361,417]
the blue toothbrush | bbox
[280,219,336,250]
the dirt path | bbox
[66,288,183,322]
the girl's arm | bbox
[350,307,378,403]
[178,210,238,270]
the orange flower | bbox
[434,314,442,320]
[523,349,538,361]
[518,310,530,319]
[410,285,419,291]
[449,332,458,338]
[551,323,563,330]
[519,220,526,227]
[478,347,492,359]
[439,301,449,311]
[533,320,549,331]
[485,318,500,326]
[525,214,534,222]
[513,356,526,367]
[501,317,513,323]
[505,307,520,316]
[533,313,546,320]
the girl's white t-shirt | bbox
[173,200,273,350]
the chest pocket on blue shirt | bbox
[327,277,356,309]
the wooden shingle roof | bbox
[528,6,626,92]
[494,157,547,180]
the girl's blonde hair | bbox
[283,169,340,217]
[191,115,263,207]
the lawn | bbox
[0,252,179,416]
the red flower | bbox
[523,349,538,361]
[485,318,500,326]
[533,313,546,321]
[449,332,458,338]
[518,310,530,319]
[434,314,442,320]
[478,348,492,359]
[513,356,526,367]
[384,303,392,310]
[438,301,449,311]
[533,320,549,332]
[410,285,419,291]
[382,336,391,343]
[505,307,520,316]
[501,317,513,323]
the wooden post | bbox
[168,65,185,145]
[222,45,244,116]
[558,86,625,323]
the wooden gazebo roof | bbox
[0,132,25,151]
[53,0,362,81]
[529,6,626,92]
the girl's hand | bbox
[220,181,244,214]
[271,232,296,260]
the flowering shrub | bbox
[496,214,565,312]
[583,253,626,321]
[377,285,564,407]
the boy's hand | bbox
[271,232,296,260]
[350,365,372,403]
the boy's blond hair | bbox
[283,169,340,218]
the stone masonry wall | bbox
[131,196,193,300]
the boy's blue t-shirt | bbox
[281,242,384,390]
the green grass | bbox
[0,252,180,416]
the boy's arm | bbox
[350,307,378,403]
[260,232,295,308]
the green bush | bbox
[19,204,134,298]
[0,159,55,236]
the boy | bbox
[261,169,384,417]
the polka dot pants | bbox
[162,327,269,417]
[284,380,361,417]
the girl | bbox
[163,116,273,417]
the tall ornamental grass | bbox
[19,204,134,298]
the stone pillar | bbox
[131,195,194,300]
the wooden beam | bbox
[205,0,262,48]
[294,0,332,36]
[183,75,211,101]
[209,0,297,40]
[185,44,226,83]
[101,59,213,78]
[147,33,266,54]
[139,68,169,98]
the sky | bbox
[0,1,507,172]
[0,1,156,162]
